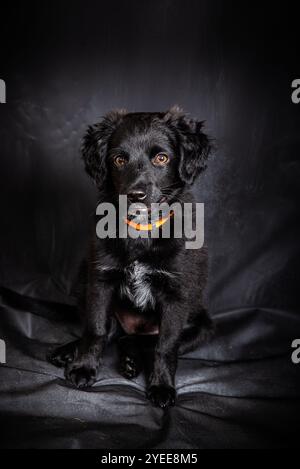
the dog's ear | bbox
[164,106,212,185]
[82,109,127,187]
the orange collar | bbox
[125,212,174,232]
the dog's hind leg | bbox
[117,335,143,380]
[48,340,79,368]
[178,310,214,356]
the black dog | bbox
[50,106,213,408]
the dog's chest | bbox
[120,261,155,310]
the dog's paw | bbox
[48,341,78,368]
[65,363,97,389]
[119,355,142,380]
[147,385,176,409]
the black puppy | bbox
[50,106,213,408]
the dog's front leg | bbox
[65,282,113,388]
[147,304,184,409]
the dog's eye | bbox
[153,153,170,167]
[114,155,128,168]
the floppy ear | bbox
[164,106,212,185]
[82,109,127,187]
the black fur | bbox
[50,106,213,409]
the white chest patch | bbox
[120,261,155,311]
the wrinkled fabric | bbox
[0,288,299,449]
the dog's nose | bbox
[128,191,147,203]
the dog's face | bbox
[82,107,211,213]
[108,114,182,210]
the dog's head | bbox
[82,106,211,213]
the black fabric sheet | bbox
[0,0,300,449]
[0,287,300,449]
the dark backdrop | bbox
[0,0,299,311]
[0,0,300,449]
